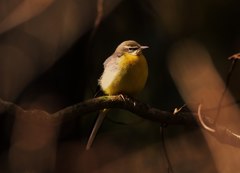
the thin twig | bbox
[89,0,104,41]
[160,126,174,173]
[197,104,215,133]
[214,58,237,125]
[197,104,240,147]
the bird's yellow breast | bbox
[100,53,148,95]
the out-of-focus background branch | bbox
[0,0,240,172]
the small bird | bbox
[86,40,148,150]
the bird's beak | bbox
[140,46,149,50]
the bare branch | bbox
[2,95,240,148]
[0,98,25,115]
[214,53,239,125]
[89,0,104,41]
[228,53,240,60]
[52,95,196,125]
[197,104,240,147]
[197,104,215,133]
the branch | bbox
[0,95,195,125]
[2,95,240,148]
[214,53,240,124]
[0,98,25,116]
[197,104,240,147]
[52,95,196,125]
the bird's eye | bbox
[128,47,138,52]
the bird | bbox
[86,40,148,150]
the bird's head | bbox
[115,40,148,56]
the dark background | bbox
[0,0,240,172]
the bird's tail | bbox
[86,109,109,150]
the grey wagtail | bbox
[86,40,148,150]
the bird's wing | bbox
[94,53,122,97]
[103,52,122,71]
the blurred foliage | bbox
[0,0,240,172]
